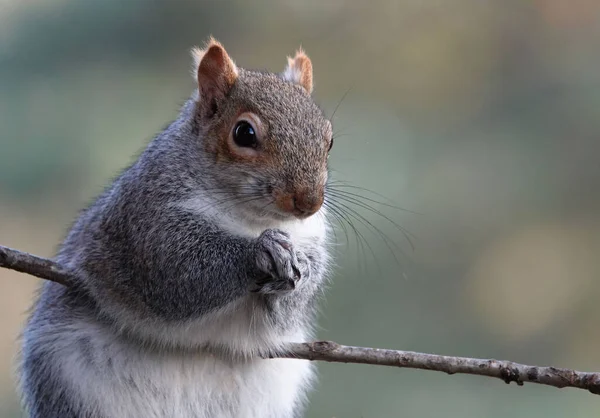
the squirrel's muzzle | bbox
[274,187,324,218]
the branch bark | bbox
[0,245,75,287]
[2,244,600,395]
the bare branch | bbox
[0,245,75,287]
[279,341,600,395]
[2,244,600,395]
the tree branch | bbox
[2,244,600,395]
[0,244,75,287]
[282,341,600,395]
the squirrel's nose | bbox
[274,188,324,218]
[293,192,323,217]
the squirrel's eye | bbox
[328,137,334,152]
[233,121,257,148]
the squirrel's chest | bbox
[223,209,328,245]
[84,346,313,418]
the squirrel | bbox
[19,38,333,418]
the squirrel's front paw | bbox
[252,229,307,294]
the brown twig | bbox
[2,244,600,395]
[0,245,75,287]
[282,341,600,395]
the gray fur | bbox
[19,58,331,418]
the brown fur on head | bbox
[191,38,331,220]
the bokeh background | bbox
[2,0,600,416]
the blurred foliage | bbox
[1,0,600,417]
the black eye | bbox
[328,137,334,152]
[233,121,257,148]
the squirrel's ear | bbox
[282,48,313,94]
[190,38,238,115]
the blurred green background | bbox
[2,0,600,416]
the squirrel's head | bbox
[189,38,332,222]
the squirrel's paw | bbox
[252,229,308,294]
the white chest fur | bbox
[103,353,313,418]
[43,319,313,418]
[178,193,329,244]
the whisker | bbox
[257,199,276,213]
[319,209,339,245]
[329,87,352,122]
[324,200,378,276]
[327,184,421,215]
[322,201,347,247]
[219,196,266,213]
[326,190,416,249]
[328,199,402,267]
[189,193,264,216]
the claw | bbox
[253,228,308,294]
[291,264,301,281]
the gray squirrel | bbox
[19,38,333,418]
